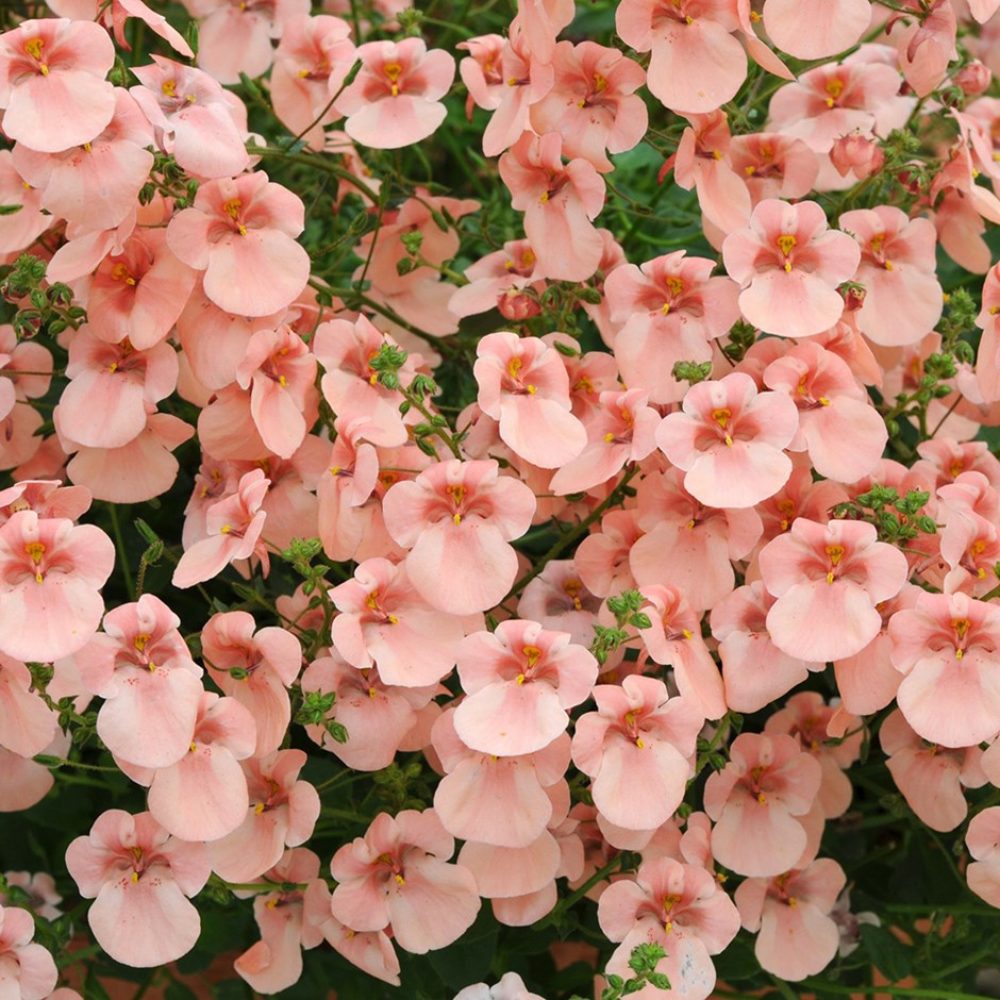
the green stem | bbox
[246,144,380,203]
[108,503,134,599]
[35,755,120,773]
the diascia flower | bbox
[65,809,211,968]
[0,510,115,664]
[382,459,536,615]
[0,904,58,998]
[722,198,861,338]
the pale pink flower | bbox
[598,857,740,1000]
[0,872,62,921]
[58,330,179,450]
[172,469,270,589]
[575,509,641,599]
[498,131,606,282]
[210,749,320,883]
[975,263,1000,403]
[0,478,89,526]
[0,510,115,663]
[762,0,870,59]
[762,341,887,483]
[888,590,1000,749]
[735,859,846,981]
[126,692,257,842]
[382,459,536,615]
[629,465,763,614]
[72,593,204,769]
[129,56,249,179]
[728,133,821,205]
[270,15,354,149]
[300,652,436,771]
[234,848,327,995]
[65,809,210,967]
[11,88,153,233]
[329,556,467,688]
[604,251,740,404]
[0,151,49,254]
[572,675,702,831]
[759,518,909,662]
[454,973,545,1000]
[167,173,310,318]
[529,41,647,172]
[0,653,57,759]
[616,0,747,114]
[511,0,575,63]
[0,19,116,153]
[967,807,1000,909]
[765,692,862,819]
[454,619,598,757]
[637,584,727,720]
[235,326,318,459]
[656,371,799,509]
[839,206,942,347]
[202,610,302,756]
[710,582,822,713]
[330,809,480,954]
[433,707,570,848]
[0,904,57,999]
[474,331,587,469]
[335,38,455,149]
[722,198,861,337]
[880,709,986,832]
[79,229,198,349]
[186,0,309,85]
[449,240,547,322]
[829,130,885,181]
[46,0,193,58]
[704,732,822,876]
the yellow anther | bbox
[131,871,139,883]
[711,149,722,160]
[23,37,44,59]
[776,233,797,256]
[24,541,45,564]
[681,628,693,640]
[278,374,288,388]
[818,396,831,406]
[368,686,378,698]
[956,648,965,659]
[220,524,232,534]
[604,432,615,443]
[452,513,462,525]
[884,260,894,271]
[593,72,607,93]
[162,79,177,97]
[383,62,403,82]
[636,738,645,749]
[190,742,197,753]
[523,645,542,667]
[387,614,399,625]
[223,198,242,220]
[661,302,671,314]
[826,544,845,566]
[526,383,537,394]
[825,78,843,100]
[664,919,673,932]
[394,873,405,885]
[254,802,265,814]
[757,792,767,804]
[745,165,757,176]
[539,191,549,204]
[953,618,971,640]
[826,571,835,584]
[711,407,731,429]
[516,673,526,685]
[134,633,150,652]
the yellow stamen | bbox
[826,544,845,566]
[776,233,797,256]
[131,872,139,883]
[162,79,177,97]
[523,645,542,668]
[636,737,645,749]
[539,191,549,204]
[452,513,462,525]
[134,633,150,652]
[220,524,232,534]
[254,802,265,814]
[711,407,731,429]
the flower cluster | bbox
[0,0,999,997]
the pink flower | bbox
[656,371,799,509]
[735,858,847,981]
[550,388,659,496]
[572,675,702,831]
[528,41,647,172]
[270,15,354,149]
[722,199,861,337]
[616,0,746,114]
[432,707,571,848]
[78,229,198,349]
[0,653,58,759]
[975,263,1000,403]
[72,593,204,769]
[127,691,257,842]
[234,848,327,995]
[516,559,603,646]
[172,469,270,589]
[888,590,1000,748]
[637,584,727,720]
[704,732,822,876]
[597,857,740,1000]
[474,331,587,469]
[966,806,1000,909]
[449,240,547,322]
[829,130,885,180]
[728,133,820,205]
[167,173,310,318]
[329,556,467,688]
[453,619,598,756]
[710,582,822,713]
[0,510,115,663]
[382,459,536,615]
[130,56,250,179]
[762,341,887,483]
[762,0,870,60]
[335,38,455,149]
[759,518,909,662]
[202,610,301,756]
[0,19,116,152]
[329,809,481,954]
[11,88,154,233]
[881,709,986,832]
[210,749,320,883]
[0,151,50,254]
[0,904,58,999]
[839,206,943,347]
[498,131,606,282]
[58,330,179,450]
[65,809,211,967]
[235,326,318,459]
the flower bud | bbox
[954,60,991,96]
[830,132,885,179]
[498,288,541,321]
